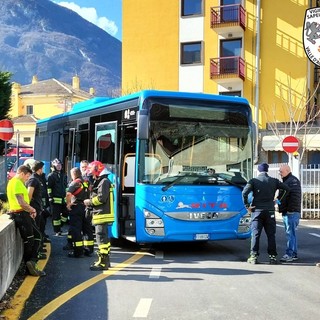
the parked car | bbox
[7,157,34,180]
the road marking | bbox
[27,252,146,320]
[155,251,164,259]
[149,266,162,279]
[2,243,51,320]
[133,298,153,318]
[309,233,320,238]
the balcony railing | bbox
[211,4,246,30]
[210,56,245,80]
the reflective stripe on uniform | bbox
[99,243,111,254]
[83,240,94,246]
[92,213,114,225]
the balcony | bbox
[211,4,246,31]
[210,56,245,81]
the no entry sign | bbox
[282,135,299,153]
[0,119,14,141]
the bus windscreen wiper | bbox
[215,174,245,190]
[161,174,191,191]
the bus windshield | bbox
[138,98,253,186]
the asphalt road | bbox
[4,219,320,320]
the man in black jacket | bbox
[278,164,302,262]
[242,162,290,264]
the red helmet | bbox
[88,160,105,176]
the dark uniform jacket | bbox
[67,178,89,204]
[47,170,68,202]
[242,172,290,210]
[26,173,44,213]
[278,173,302,214]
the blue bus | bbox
[35,90,254,243]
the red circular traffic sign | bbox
[0,119,14,141]
[282,135,299,153]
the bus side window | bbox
[97,133,115,164]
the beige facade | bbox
[10,76,93,148]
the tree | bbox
[0,71,13,154]
[264,77,320,162]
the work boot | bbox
[90,252,110,271]
[26,260,46,277]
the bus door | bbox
[65,128,76,178]
[49,130,63,173]
[119,124,137,240]
[94,121,119,238]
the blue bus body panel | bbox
[36,90,251,125]
[134,184,250,243]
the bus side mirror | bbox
[137,109,149,140]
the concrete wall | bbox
[0,214,23,300]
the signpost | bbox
[282,135,299,153]
[0,119,14,195]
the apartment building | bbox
[122,0,320,165]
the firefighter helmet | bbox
[88,160,105,176]
[51,158,62,168]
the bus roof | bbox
[36,90,250,124]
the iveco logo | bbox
[189,212,219,220]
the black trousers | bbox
[11,211,42,262]
[250,209,277,256]
[50,203,68,233]
[69,203,85,256]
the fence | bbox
[254,163,320,219]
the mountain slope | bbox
[0,0,121,95]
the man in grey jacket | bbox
[242,163,290,264]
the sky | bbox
[51,0,122,41]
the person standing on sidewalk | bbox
[7,165,46,277]
[242,162,290,265]
[278,164,302,262]
[25,160,47,260]
[47,158,68,236]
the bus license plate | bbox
[194,233,209,240]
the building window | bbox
[23,137,31,142]
[221,0,241,22]
[26,105,33,115]
[220,91,242,97]
[220,38,242,73]
[181,0,202,16]
[181,42,202,65]
[268,151,288,164]
[308,151,320,165]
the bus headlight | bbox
[143,209,165,236]
[238,212,251,233]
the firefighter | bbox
[47,158,68,236]
[66,167,91,257]
[84,160,114,271]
